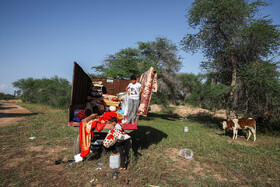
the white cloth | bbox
[122,94,129,116]
[128,83,141,100]
[115,123,122,130]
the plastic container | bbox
[74,154,83,163]
[109,154,120,169]
[184,127,189,132]
[179,149,193,160]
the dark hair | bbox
[130,75,136,80]
[85,108,92,117]
[109,117,118,123]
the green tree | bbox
[237,61,280,120]
[177,73,202,103]
[0,92,15,100]
[13,76,71,108]
[138,37,182,104]
[182,0,280,118]
[13,77,36,102]
[186,79,231,109]
[92,48,141,79]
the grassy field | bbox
[0,102,279,186]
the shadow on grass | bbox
[129,125,168,159]
[0,103,17,110]
[0,106,17,110]
[0,102,39,118]
[256,121,280,136]
[0,113,39,118]
[140,112,181,121]
[187,113,225,129]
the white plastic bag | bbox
[179,149,193,160]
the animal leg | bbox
[232,128,235,139]
[251,128,256,141]
[233,128,238,139]
[247,129,252,141]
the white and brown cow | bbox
[221,118,256,141]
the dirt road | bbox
[0,101,32,127]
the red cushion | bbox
[122,123,138,130]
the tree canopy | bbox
[92,48,141,79]
[181,0,280,119]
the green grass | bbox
[0,102,279,186]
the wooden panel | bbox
[69,62,92,121]
[91,78,130,95]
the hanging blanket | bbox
[79,121,92,157]
[137,67,158,116]
[79,112,121,157]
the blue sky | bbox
[0,0,279,94]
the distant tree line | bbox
[0,92,15,100]
[13,76,71,108]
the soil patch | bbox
[0,101,33,127]
[149,104,164,113]
[149,104,227,119]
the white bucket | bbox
[109,154,120,169]
[184,127,189,132]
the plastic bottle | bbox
[109,154,120,169]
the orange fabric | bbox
[79,113,120,157]
[79,121,91,157]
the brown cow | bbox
[221,118,256,141]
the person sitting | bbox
[107,117,131,170]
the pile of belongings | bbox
[73,108,92,122]
[79,106,123,157]
[88,81,103,97]
[102,94,120,107]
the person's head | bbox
[130,75,136,84]
[109,117,118,126]
[85,108,92,117]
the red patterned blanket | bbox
[137,67,158,116]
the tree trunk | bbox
[226,49,237,119]
[211,73,216,87]
[244,88,250,117]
